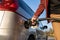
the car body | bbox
[0,0,47,40]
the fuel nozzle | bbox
[24,19,38,29]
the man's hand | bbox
[31,16,37,26]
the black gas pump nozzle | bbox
[24,19,38,29]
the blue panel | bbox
[18,0,34,16]
[17,7,31,19]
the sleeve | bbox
[33,0,45,18]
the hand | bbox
[31,16,37,26]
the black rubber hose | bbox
[38,18,60,22]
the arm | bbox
[33,0,45,18]
[31,0,45,25]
